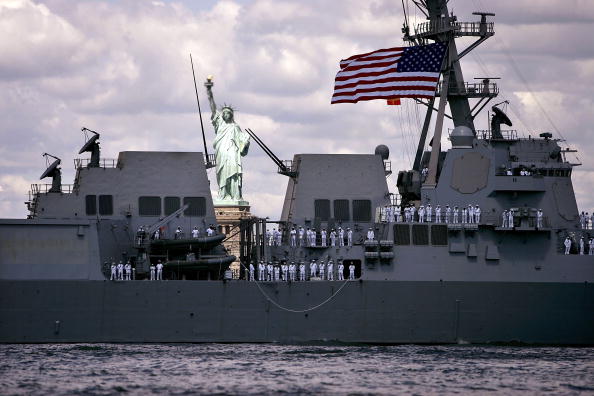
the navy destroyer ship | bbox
[1,0,593,344]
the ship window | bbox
[85,195,96,215]
[353,200,372,222]
[412,224,429,245]
[334,199,350,221]
[164,196,181,216]
[184,197,206,217]
[394,224,410,245]
[431,224,448,245]
[314,199,330,221]
[139,196,161,216]
[98,195,113,215]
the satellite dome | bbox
[375,144,390,160]
[450,126,474,148]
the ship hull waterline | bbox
[1,280,592,344]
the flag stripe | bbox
[332,42,447,104]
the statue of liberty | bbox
[204,76,250,204]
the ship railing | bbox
[74,158,118,169]
[29,183,74,195]
[476,129,518,141]
[278,160,298,177]
[437,81,499,98]
[413,19,494,38]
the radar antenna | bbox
[40,153,62,193]
[79,127,101,167]
[490,103,512,140]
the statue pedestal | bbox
[214,203,252,279]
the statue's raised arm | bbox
[204,75,216,115]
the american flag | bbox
[331,42,447,104]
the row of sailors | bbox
[110,261,134,280]
[249,260,356,281]
[174,226,216,240]
[501,209,545,228]
[137,225,216,243]
[267,227,357,247]
[564,237,594,255]
[579,212,594,229]
[382,204,482,224]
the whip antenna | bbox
[190,53,213,168]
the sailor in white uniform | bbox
[502,210,508,228]
[426,204,432,223]
[269,229,276,246]
[175,226,183,240]
[418,205,425,223]
[154,228,160,240]
[410,205,417,222]
[117,261,124,280]
[289,262,296,281]
[276,229,282,246]
[367,227,375,240]
[310,260,317,279]
[347,228,353,246]
[110,262,117,280]
[327,260,334,281]
[299,261,306,281]
[330,229,337,246]
[298,227,305,246]
[462,207,468,224]
[404,207,410,222]
[337,261,345,281]
[249,262,255,281]
[564,237,572,255]
[125,262,132,280]
[468,205,474,224]
[318,260,325,280]
[281,263,288,281]
[536,209,543,229]
[191,227,199,238]
[435,205,442,223]
[321,229,327,247]
[349,264,355,280]
[508,209,514,228]
[395,206,402,223]
[267,262,273,281]
[274,265,280,281]
[453,206,459,224]
[258,261,265,281]
[311,228,317,247]
[589,238,594,255]
[475,205,481,224]
[150,263,156,281]
[338,227,345,247]
[579,237,585,255]
[156,261,163,280]
[445,205,451,224]
[290,227,297,247]
[206,226,215,236]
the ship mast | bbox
[403,0,496,185]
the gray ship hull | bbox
[2,280,593,344]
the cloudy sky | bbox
[1,0,593,219]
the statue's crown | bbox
[221,103,234,112]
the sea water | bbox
[1,344,593,395]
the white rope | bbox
[239,261,352,313]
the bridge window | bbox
[85,195,96,215]
[98,195,113,215]
[334,199,350,221]
[184,197,206,217]
[164,196,180,216]
[139,196,161,216]
[353,200,372,222]
[314,199,330,221]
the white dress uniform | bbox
[418,206,425,223]
[269,229,276,246]
[206,227,215,236]
[435,206,442,223]
[445,206,451,223]
[117,262,124,280]
[267,263,273,281]
[502,210,508,228]
[330,231,336,246]
[564,237,572,255]
[396,206,402,222]
[290,228,297,247]
[274,266,280,281]
[310,261,317,278]
[175,227,182,240]
[475,205,481,224]
[276,230,282,246]
[349,264,355,280]
[321,230,327,247]
[156,262,163,280]
[265,230,271,246]
[150,264,156,280]
[453,207,459,224]
[310,229,317,247]
[154,229,160,240]
[338,263,345,281]
[191,227,199,238]
[536,209,543,228]
[327,261,334,281]
[125,263,132,280]
[258,262,264,281]
[426,204,432,222]
[110,263,117,280]
[462,208,468,224]
[367,228,375,240]
[338,228,345,246]
[579,238,585,255]
[290,263,296,281]
[249,263,255,281]
[318,261,325,280]
[468,205,474,224]
[299,263,306,281]
[281,264,288,281]
[508,210,514,228]
[298,227,305,246]
[589,238,594,255]
[347,229,353,246]
[591,213,594,229]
